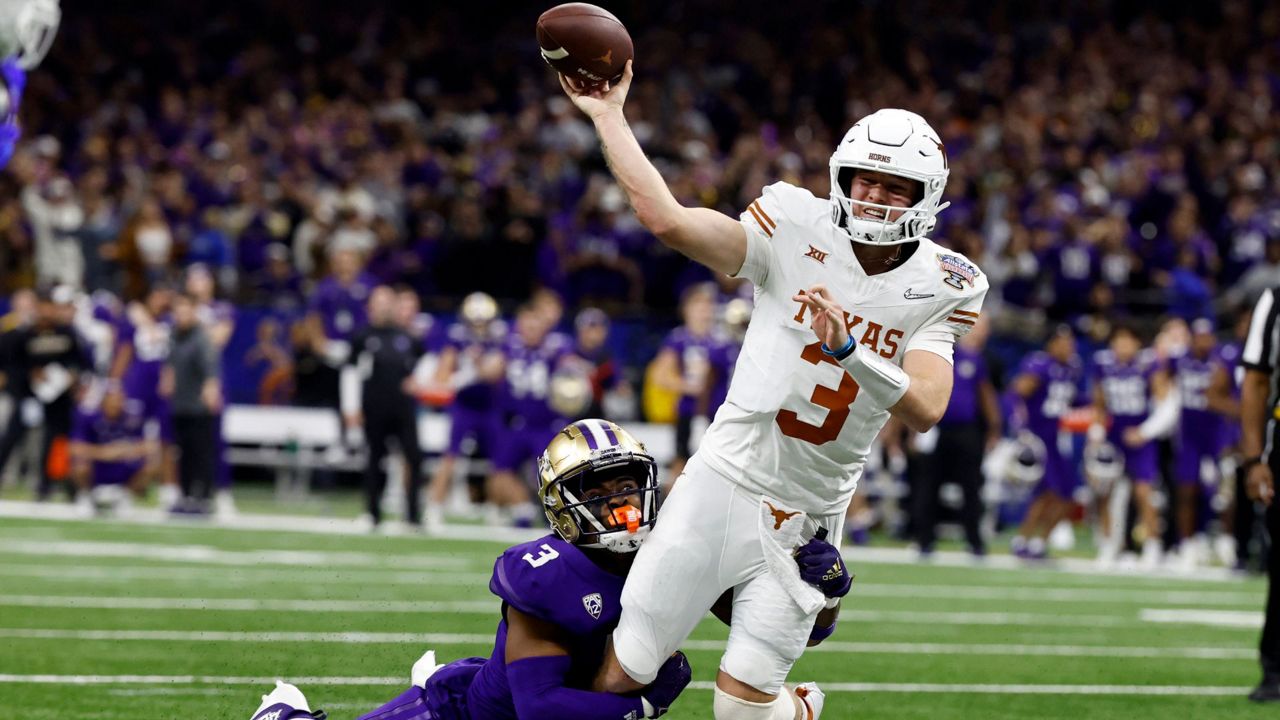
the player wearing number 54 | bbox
[560,59,986,719]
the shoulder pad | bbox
[489,536,611,634]
[742,181,824,241]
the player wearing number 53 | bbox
[561,60,987,719]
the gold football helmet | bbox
[538,419,659,553]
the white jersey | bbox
[693,181,988,515]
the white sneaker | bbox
[214,490,238,519]
[354,513,377,534]
[424,505,445,535]
[157,483,181,511]
[1096,538,1120,569]
[1213,535,1238,567]
[1141,539,1162,570]
[74,492,95,519]
[792,682,825,720]
[251,680,310,719]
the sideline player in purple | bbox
[1010,325,1085,560]
[649,283,737,483]
[426,292,506,531]
[487,303,577,526]
[1170,319,1228,566]
[1095,324,1176,567]
[110,286,175,505]
[308,247,378,345]
[250,419,692,720]
[69,383,155,511]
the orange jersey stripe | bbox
[746,204,773,237]
[752,201,776,229]
[947,316,976,326]
[952,309,979,317]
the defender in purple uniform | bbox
[1010,326,1085,560]
[1093,324,1176,567]
[426,292,506,531]
[250,420,693,720]
[487,304,577,526]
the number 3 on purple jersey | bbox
[522,543,561,568]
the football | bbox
[536,3,632,88]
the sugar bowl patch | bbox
[936,252,979,290]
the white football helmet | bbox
[829,108,950,245]
[1083,440,1124,494]
[0,0,59,70]
[1003,432,1047,488]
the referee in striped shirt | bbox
[1243,286,1280,702]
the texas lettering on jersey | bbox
[692,180,987,516]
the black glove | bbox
[795,528,852,598]
[642,651,692,717]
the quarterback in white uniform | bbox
[561,61,987,720]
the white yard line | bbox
[0,564,494,587]
[0,564,1258,605]
[1,628,1254,660]
[0,674,1251,696]
[0,500,541,544]
[1139,608,1264,629]
[0,595,1162,627]
[0,500,1250,582]
[0,595,498,613]
[0,539,476,570]
[849,584,1260,606]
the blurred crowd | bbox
[0,1,1276,553]
[0,1,1275,331]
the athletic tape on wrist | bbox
[835,342,910,408]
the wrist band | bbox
[821,336,855,358]
[809,620,837,643]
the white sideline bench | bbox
[220,405,690,500]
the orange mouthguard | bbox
[612,505,641,533]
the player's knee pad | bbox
[713,685,796,720]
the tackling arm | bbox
[562,64,748,277]
[507,607,678,720]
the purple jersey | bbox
[443,320,507,410]
[660,326,736,418]
[1173,349,1221,435]
[943,344,987,425]
[1217,341,1243,447]
[117,312,172,402]
[464,535,626,720]
[308,273,377,340]
[1092,349,1159,432]
[1017,351,1083,438]
[499,331,572,429]
[72,402,148,485]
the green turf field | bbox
[0,512,1270,719]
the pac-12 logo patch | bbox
[936,253,979,290]
[583,592,603,619]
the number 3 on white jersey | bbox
[522,544,560,568]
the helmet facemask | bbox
[829,165,948,246]
[542,449,660,554]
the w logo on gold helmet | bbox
[538,419,660,554]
